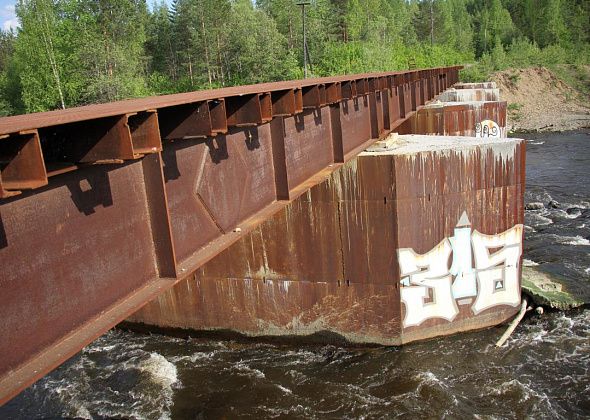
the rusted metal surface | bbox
[0,66,462,404]
[129,133,526,345]
[283,108,334,189]
[0,131,47,198]
[339,98,372,155]
[400,101,508,137]
[0,162,160,375]
[0,69,460,136]
[0,68,461,198]
[132,277,402,344]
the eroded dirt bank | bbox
[491,66,590,132]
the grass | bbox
[508,102,523,122]
[508,72,520,84]
[548,64,590,100]
[508,103,523,111]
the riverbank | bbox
[491,66,590,133]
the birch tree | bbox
[14,0,66,111]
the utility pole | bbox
[297,1,311,78]
[430,0,434,46]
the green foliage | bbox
[0,30,17,115]
[9,0,149,113]
[12,0,68,112]
[460,39,590,83]
[224,0,296,84]
[507,72,519,84]
[507,101,523,121]
[75,0,150,103]
[459,65,489,82]
[0,0,588,115]
[547,64,590,99]
[507,102,522,111]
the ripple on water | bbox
[525,212,554,227]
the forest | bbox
[0,0,588,116]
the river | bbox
[2,130,589,419]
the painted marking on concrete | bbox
[398,212,523,328]
[476,120,501,138]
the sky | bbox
[0,0,17,31]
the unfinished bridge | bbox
[0,67,488,403]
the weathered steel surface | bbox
[162,125,277,261]
[0,70,459,136]
[400,101,507,137]
[129,134,525,345]
[340,98,372,155]
[0,66,462,404]
[283,108,334,188]
[0,162,160,377]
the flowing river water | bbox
[2,130,589,419]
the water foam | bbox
[232,361,266,379]
[561,209,582,219]
[139,353,178,389]
[555,235,590,246]
[276,384,293,394]
[527,213,553,226]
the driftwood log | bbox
[496,298,529,347]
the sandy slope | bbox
[491,67,590,132]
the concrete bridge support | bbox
[438,88,501,102]
[398,101,507,137]
[128,132,526,344]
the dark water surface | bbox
[2,131,589,419]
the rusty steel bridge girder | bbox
[0,67,461,404]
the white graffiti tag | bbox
[399,240,458,327]
[398,211,523,328]
[471,226,523,314]
[475,119,501,138]
[449,212,477,299]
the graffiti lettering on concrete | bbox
[398,212,523,328]
[476,120,500,138]
[398,240,458,327]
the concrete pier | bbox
[399,100,507,137]
[454,82,497,90]
[128,133,526,344]
[438,88,501,102]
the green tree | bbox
[542,0,566,47]
[0,30,18,115]
[73,0,149,103]
[14,0,68,112]
[473,0,514,56]
[225,0,296,84]
[145,2,177,82]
